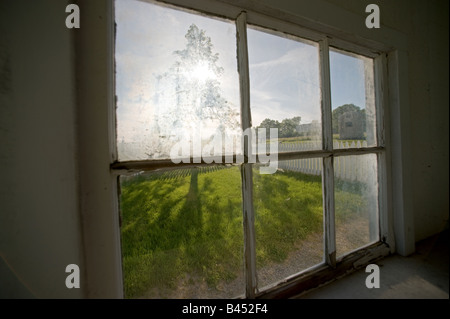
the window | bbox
[111,0,390,299]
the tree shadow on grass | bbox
[174,168,244,288]
[120,167,243,298]
[252,169,323,265]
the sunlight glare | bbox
[191,62,216,82]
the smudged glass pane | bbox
[248,26,322,153]
[330,48,376,148]
[334,154,379,257]
[253,161,324,290]
[119,166,244,298]
[115,0,240,161]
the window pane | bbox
[330,48,376,148]
[115,0,240,161]
[253,161,324,290]
[119,166,244,298]
[248,27,322,152]
[334,154,379,257]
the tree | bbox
[256,116,301,139]
[257,118,280,139]
[279,116,301,138]
[153,24,239,155]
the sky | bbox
[247,27,321,126]
[115,0,371,159]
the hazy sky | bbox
[247,27,321,126]
[330,49,369,110]
[115,0,369,149]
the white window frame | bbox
[76,0,414,298]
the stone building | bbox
[338,110,364,139]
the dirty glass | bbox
[253,160,324,290]
[248,26,322,153]
[119,166,244,298]
[329,48,376,149]
[334,154,379,257]
[115,0,240,161]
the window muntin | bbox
[113,0,387,299]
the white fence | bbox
[274,140,374,182]
[275,140,368,152]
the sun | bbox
[191,62,216,82]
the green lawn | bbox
[253,169,323,264]
[119,166,366,298]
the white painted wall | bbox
[0,0,84,298]
[0,0,447,298]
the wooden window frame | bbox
[88,0,410,298]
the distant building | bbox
[296,121,321,136]
[338,111,364,139]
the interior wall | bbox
[408,0,449,242]
[0,0,84,298]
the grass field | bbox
[119,165,369,298]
